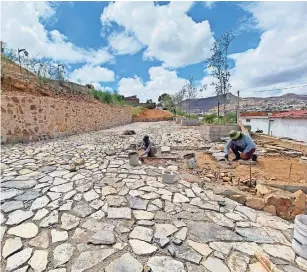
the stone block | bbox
[265,192,291,217]
[162,170,176,184]
[246,197,265,210]
[229,194,246,205]
[181,119,200,126]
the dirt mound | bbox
[1,55,98,103]
[133,109,173,122]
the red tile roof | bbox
[272,110,307,119]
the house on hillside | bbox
[124,95,140,105]
[240,110,307,142]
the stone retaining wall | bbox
[1,95,132,144]
[200,125,241,141]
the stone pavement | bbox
[1,122,307,272]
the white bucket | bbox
[292,214,307,259]
[128,152,139,166]
[184,153,197,169]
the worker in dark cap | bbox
[139,135,157,157]
[224,130,258,161]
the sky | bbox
[1,1,307,102]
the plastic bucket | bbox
[292,214,307,259]
[183,153,197,169]
[128,152,139,166]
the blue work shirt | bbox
[224,133,256,154]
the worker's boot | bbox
[232,156,240,161]
[252,154,258,161]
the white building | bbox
[240,110,307,143]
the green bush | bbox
[90,89,125,105]
[201,112,237,124]
[132,106,146,117]
[203,113,218,124]
[223,112,237,124]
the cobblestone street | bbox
[1,122,306,272]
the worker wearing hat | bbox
[224,130,257,161]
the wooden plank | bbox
[255,252,283,272]
[238,120,250,134]
[142,156,178,160]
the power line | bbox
[253,83,307,93]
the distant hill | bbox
[181,93,307,112]
[181,93,237,112]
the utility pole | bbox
[217,100,220,124]
[236,90,240,124]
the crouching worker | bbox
[224,130,258,161]
[140,135,157,157]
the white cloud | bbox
[118,66,187,102]
[204,2,216,9]
[108,32,143,55]
[1,2,113,65]
[201,2,307,98]
[228,2,307,97]
[69,64,115,88]
[101,2,214,68]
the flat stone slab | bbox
[28,250,48,272]
[154,224,178,239]
[89,230,116,245]
[262,244,295,262]
[72,202,94,218]
[60,213,80,230]
[129,226,153,242]
[53,243,75,267]
[2,189,25,201]
[30,196,50,211]
[129,239,158,255]
[187,240,212,257]
[147,256,185,272]
[202,256,230,272]
[1,201,24,213]
[29,230,49,249]
[2,179,37,189]
[51,230,68,243]
[133,210,154,220]
[6,210,34,225]
[2,237,23,258]
[107,208,132,219]
[188,222,243,243]
[8,223,38,238]
[6,248,33,272]
[105,253,143,272]
[71,249,116,272]
[235,227,274,243]
[175,246,202,264]
[127,196,148,210]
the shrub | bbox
[132,106,145,117]
[203,113,218,124]
[90,89,125,105]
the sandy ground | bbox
[196,152,307,184]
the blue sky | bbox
[2,1,307,101]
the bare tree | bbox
[206,31,234,119]
[182,75,206,119]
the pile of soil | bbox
[133,109,173,121]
